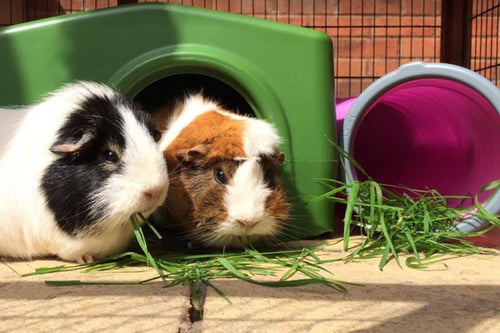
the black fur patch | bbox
[40,92,152,235]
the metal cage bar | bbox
[469,0,500,86]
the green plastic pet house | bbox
[0,3,336,239]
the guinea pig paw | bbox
[76,255,95,264]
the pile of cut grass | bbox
[24,214,356,316]
[318,140,500,270]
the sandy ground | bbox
[1,236,499,333]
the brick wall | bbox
[0,0,498,97]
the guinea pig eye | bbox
[102,150,119,164]
[214,167,228,186]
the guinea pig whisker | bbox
[264,237,291,249]
[278,223,312,234]
[200,231,232,248]
[155,204,174,218]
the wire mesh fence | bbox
[0,0,498,97]
[470,0,500,87]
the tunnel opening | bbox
[133,73,255,117]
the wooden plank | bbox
[440,0,473,67]
[1,0,26,25]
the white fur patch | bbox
[217,159,277,238]
[242,118,282,157]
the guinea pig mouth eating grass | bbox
[151,94,291,248]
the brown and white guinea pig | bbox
[0,81,169,263]
[151,94,290,248]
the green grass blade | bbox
[130,215,164,279]
[205,281,232,304]
[343,181,361,251]
[138,213,163,239]
[378,214,401,268]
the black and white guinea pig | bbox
[151,94,290,248]
[0,81,169,263]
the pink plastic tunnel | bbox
[337,62,500,233]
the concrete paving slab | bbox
[201,238,500,333]
[1,237,499,333]
[0,260,189,333]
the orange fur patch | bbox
[164,110,246,165]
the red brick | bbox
[334,78,353,99]
[470,59,499,71]
[335,78,371,98]
[263,0,277,14]
[472,0,496,16]
[470,62,500,88]
[327,14,374,27]
[325,15,374,37]
[338,0,412,16]
[276,13,314,26]
[377,0,404,15]
[274,0,288,15]
[329,26,374,38]
[240,0,254,14]
[70,0,84,12]
[191,0,212,9]
[312,0,327,15]
[336,58,364,77]
[251,0,278,19]
[299,0,312,15]
[98,0,118,8]
[400,37,439,58]
[336,37,357,58]
[249,0,265,14]
[339,0,372,15]
[361,77,375,91]
[214,0,229,11]
[348,79,364,96]
[57,0,70,11]
[373,58,401,76]
[228,0,242,13]
[471,16,500,37]
[375,15,441,36]
[276,13,303,25]
[362,59,372,76]
[313,14,327,29]
[374,17,441,38]
[471,37,500,58]
[287,0,303,15]
[402,0,440,16]
[339,37,400,58]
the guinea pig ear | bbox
[271,151,285,166]
[175,144,210,165]
[50,132,94,155]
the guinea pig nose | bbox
[143,187,163,201]
[237,219,259,228]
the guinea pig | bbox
[151,94,290,248]
[0,81,169,263]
